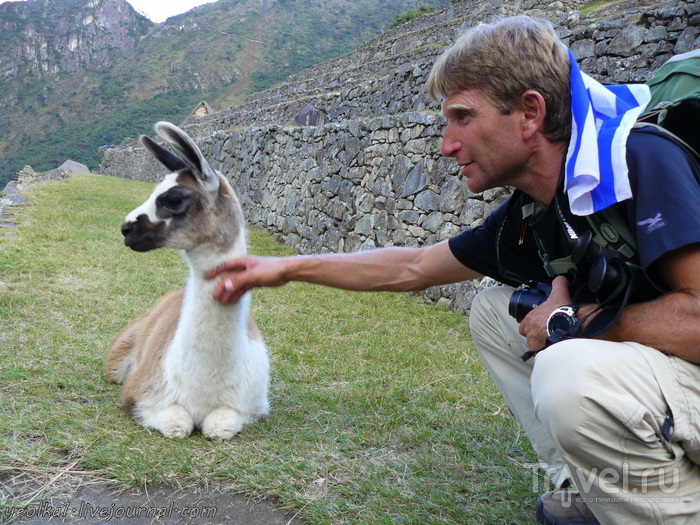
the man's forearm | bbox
[280,247,441,293]
[580,290,700,363]
[209,240,481,305]
[280,242,482,293]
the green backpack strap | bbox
[585,205,637,262]
[634,121,700,160]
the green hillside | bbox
[0,0,447,187]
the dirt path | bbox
[3,473,304,524]
[213,22,268,109]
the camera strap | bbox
[515,197,578,279]
[572,257,636,338]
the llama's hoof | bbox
[161,421,194,439]
[202,408,244,441]
[202,427,237,441]
[141,404,194,438]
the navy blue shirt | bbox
[448,127,700,300]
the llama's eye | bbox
[163,196,183,210]
[157,192,190,215]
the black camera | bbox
[508,282,552,323]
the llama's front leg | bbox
[139,404,195,439]
[202,407,245,441]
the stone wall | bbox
[100,0,698,313]
[14,165,73,192]
[178,0,697,141]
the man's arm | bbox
[597,243,700,363]
[206,240,483,304]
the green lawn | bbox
[0,174,542,524]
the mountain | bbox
[0,0,447,187]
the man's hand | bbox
[518,275,572,350]
[205,256,289,304]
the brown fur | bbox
[105,290,184,413]
[247,317,262,342]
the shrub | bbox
[389,5,435,29]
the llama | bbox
[105,122,269,441]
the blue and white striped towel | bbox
[565,49,651,216]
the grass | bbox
[0,174,542,523]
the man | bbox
[206,16,700,524]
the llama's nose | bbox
[121,221,135,238]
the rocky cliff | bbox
[0,0,151,81]
[100,0,699,313]
[0,0,154,181]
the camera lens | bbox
[508,287,549,323]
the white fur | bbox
[135,244,270,440]
[124,174,179,226]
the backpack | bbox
[639,48,700,156]
[585,49,700,263]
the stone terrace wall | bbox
[101,0,698,313]
[182,0,697,140]
[182,0,518,139]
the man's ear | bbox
[520,90,547,140]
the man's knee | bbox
[469,286,512,336]
[531,340,608,450]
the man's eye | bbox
[458,111,472,122]
[446,111,470,125]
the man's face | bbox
[441,89,528,194]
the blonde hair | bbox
[427,15,571,142]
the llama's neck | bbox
[171,234,250,359]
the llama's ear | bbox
[154,121,219,193]
[141,135,189,173]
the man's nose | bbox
[440,124,461,157]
